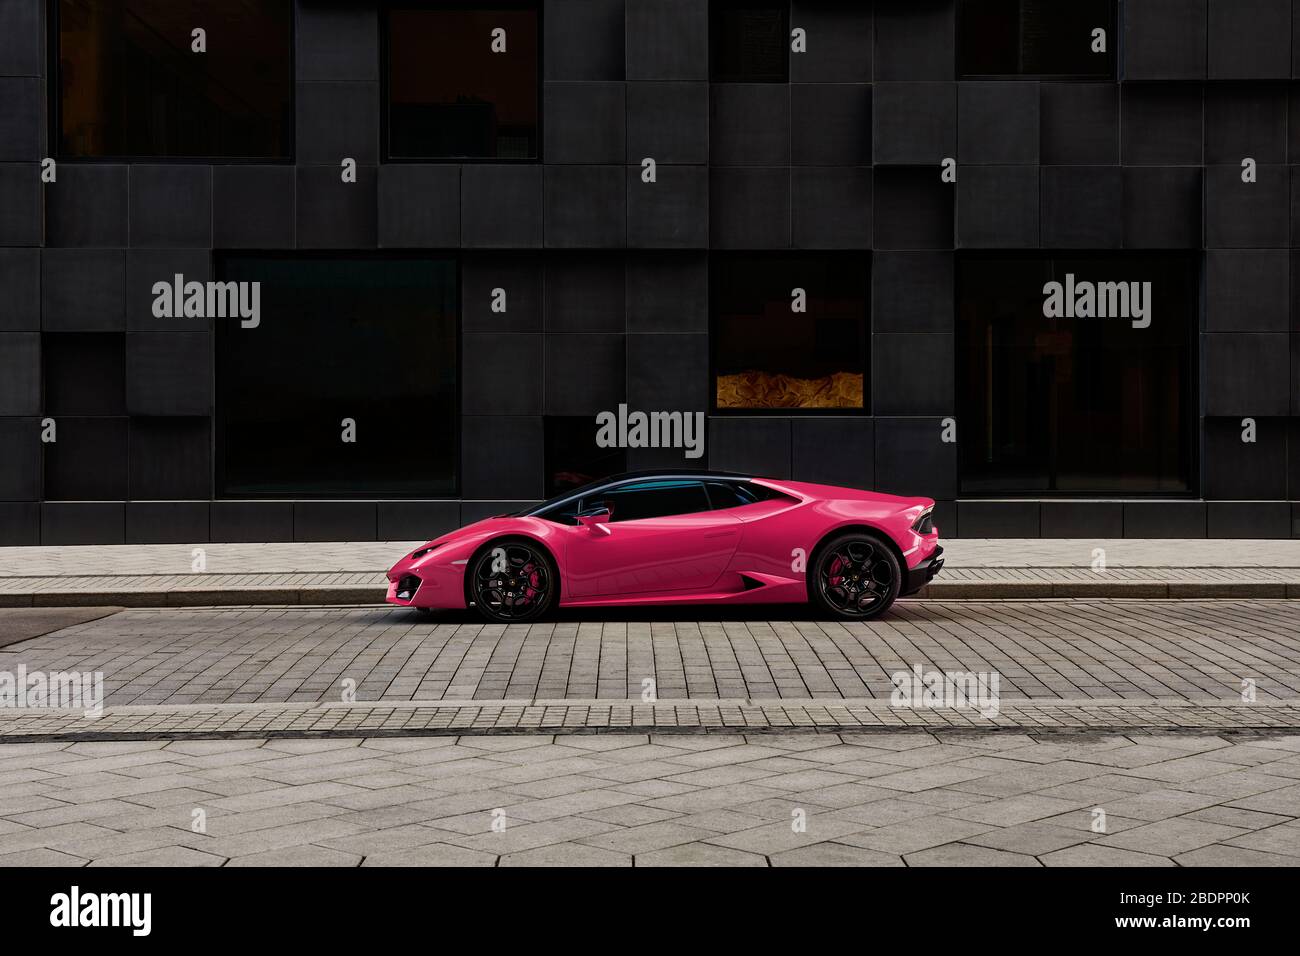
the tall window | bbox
[54,0,292,159]
[386,3,540,160]
[544,417,626,498]
[711,1,789,82]
[712,254,869,413]
[216,256,459,498]
[958,0,1115,78]
[957,253,1196,495]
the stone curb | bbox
[2,582,1299,607]
[3,698,1298,742]
[0,586,384,608]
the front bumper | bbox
[902,545,944,595]
[385,559,468,610]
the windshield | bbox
[513,475,618,517]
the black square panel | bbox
[43,417,128,500]
[43,332,125,417]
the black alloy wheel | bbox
[810,532,900,620]
[469,539,557,623]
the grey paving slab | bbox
[0,731,1295,867]
[770,842,905,867]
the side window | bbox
[538,499,582,526]
[707,481,795,508]
[706,481,760,509]
[593,481,711,523]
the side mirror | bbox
[577,508,611,534]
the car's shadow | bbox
[391,603,845,624]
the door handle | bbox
[704,530,737,539]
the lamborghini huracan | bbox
[386,471,943,622]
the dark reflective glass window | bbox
[591,480,711,523]
[712,253,869,413]
[708,480,781,509]
[705,480,757,509]
[959,0,1114,78]
[544,416,626,498]
[387,3,540,159]
[711,0,789,82]
[55,0,292,159]
[216,256,458,498]
[957,253,1196,495]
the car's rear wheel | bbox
[809,531,900,621]
[467,538,558,623]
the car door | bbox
[562,479,742,598]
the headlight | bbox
[409,544,439,560]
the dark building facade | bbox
[1,0,1299,544]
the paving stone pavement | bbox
[2,600,1298,708]
[1,732,1298,867]
[3,540,1300,606]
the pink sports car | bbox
[386,471,943,622]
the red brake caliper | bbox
[521,562,537,603]
[828,554,845,587]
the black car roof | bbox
[596,468,754,483]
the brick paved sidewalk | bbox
[5,601,1300,709]
[1,539,1299,606]
[3,732,1298,867]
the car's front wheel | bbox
[809,531,900,621]
[467,538,558,623]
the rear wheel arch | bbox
[806,524,906,594]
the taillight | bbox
[912,511,935,534]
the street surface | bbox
[1,600,1297,706]
[2,598,1299,866]
[1,732,1298,866]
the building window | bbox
[216,255,459,498]
[956,253,1196,495]
[53,0,292,159]
[711,0,789,82]
[386,3,540,160]
[958,0,1115,78]
[712,253,869,414]
[544,416,626,498]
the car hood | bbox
[411,515,530,554]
